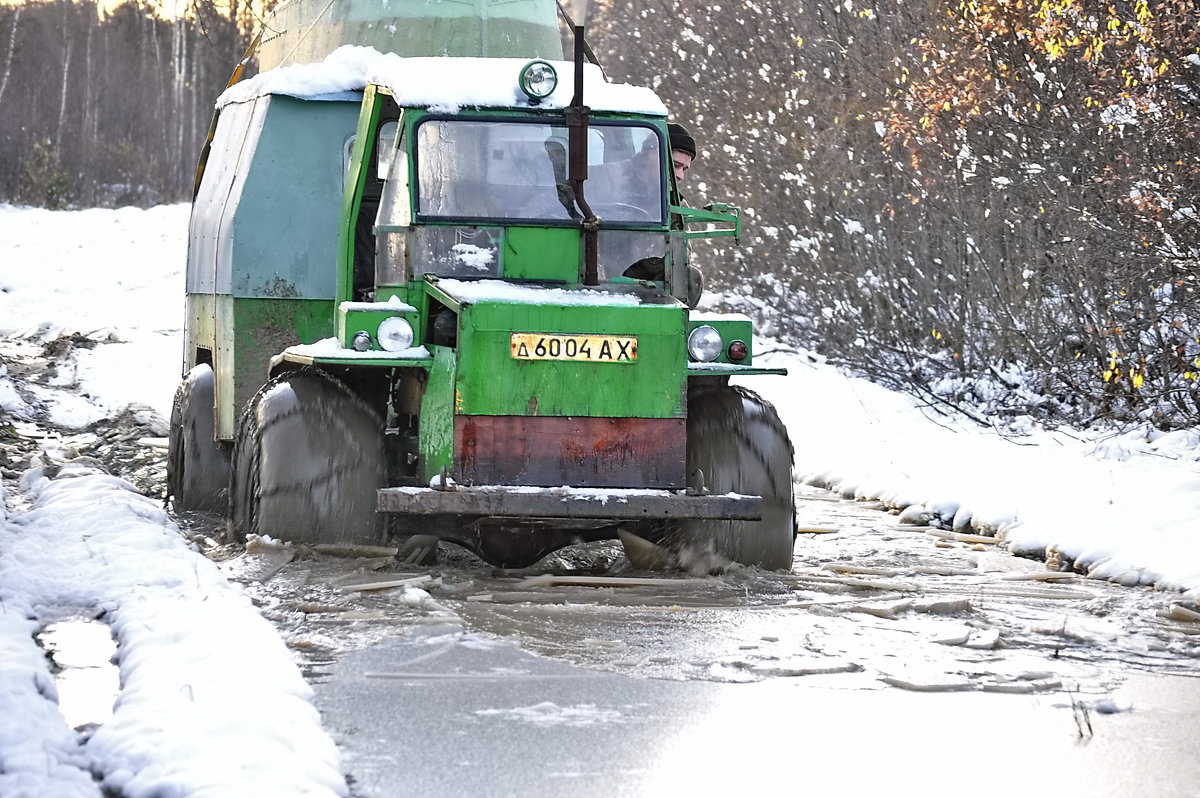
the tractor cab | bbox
[369,111,670,289]
[338,58,706,314]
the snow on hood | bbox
[435,278,647,307]
[217,45,669,116]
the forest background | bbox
[1,0,1197,430]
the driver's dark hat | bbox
[668,123,697,159]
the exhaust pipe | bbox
[565,8,600,286]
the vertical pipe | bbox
[567,24,599,286]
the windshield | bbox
[416,119,664,226]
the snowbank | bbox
[0,203,187,421]
[746,349,1200,598]
[0,465,348,797]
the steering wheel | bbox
[589,202,655,223]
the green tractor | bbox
[167,0,796,570]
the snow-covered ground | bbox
[750,352,1200,595]
[0,206,347,796]
[1,203,1199,794]
[0,468,347,797]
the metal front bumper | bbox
[377,486,762,521]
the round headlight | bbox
[687,325,723,362]
[377,317,414,352]
[519,60,558,102]
[351,330,372,352]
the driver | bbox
[544,135,579,219]
[622,120,704,308]
[667,122,696,187]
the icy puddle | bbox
[212,485,1200,696]
[39,618,120,730]
[440,489,1200,692]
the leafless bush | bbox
[593,0,1200,429]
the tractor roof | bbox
[217,45,668,117]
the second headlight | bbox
[687,325,723,362]
[377,317,415,352]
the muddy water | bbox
[212,484,1200,695]
[446,488,1199,693]
[205,486,1200,796]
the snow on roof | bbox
[217,45,668,116]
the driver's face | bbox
[545,141,566,166]
[672,150,693,182]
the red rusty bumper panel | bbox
[455,416,686,489]
[376,486,762,521]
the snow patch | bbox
[474,702,625,727]
[437,278,646,307]
[0,467,348,796]
[284,337,431,360]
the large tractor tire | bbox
[167,364,231,513]
[229,370,386,547]
[668,383,796,571]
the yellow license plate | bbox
[510,333,638,362]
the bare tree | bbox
[0,6,20,112]
[591,0,1200,429]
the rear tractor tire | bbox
[229,370,386,547]
[668,383,796,571]
[167,364,231,513]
